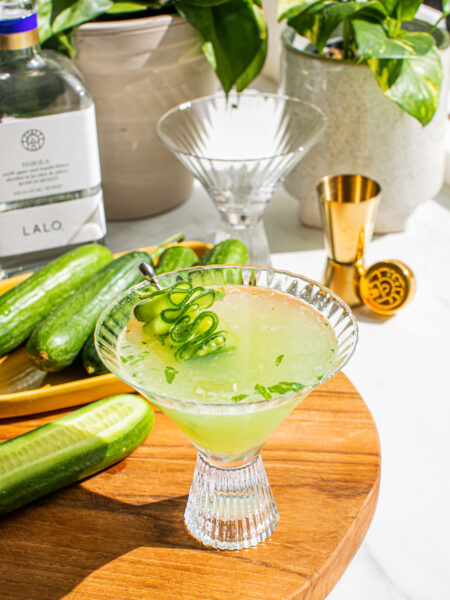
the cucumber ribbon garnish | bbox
[134,281,228,361]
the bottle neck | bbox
[0,12,40,57]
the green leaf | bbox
[254,384,272,399]
[368,46,443,125]
[235,4,267,91]
[176,0,265,93]
[379,0,398,15]
[277,0,322,23]
[53,29,76,54]
[287,2,384,55]
[107,2,149,13]
[178,0,231,6]
[353,19,435,61]
[444,0,450,14]
[165,366,178,383]
[37,0,53,42]
[394,0,422,21]
[51,0,114,36]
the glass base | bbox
[184,453,279,550]
[215,220,271,267]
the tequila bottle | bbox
[0,0,106,278]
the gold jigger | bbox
[317,174,381,307]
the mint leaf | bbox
[165,366,178,384]
[121,355,135,363]
[254,384,272,399]
[275,354,284,366]
[268,381,305,395]
[231,394,249,403]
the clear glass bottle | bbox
[0,0,106,278]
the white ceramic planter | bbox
[74,15,216,220]
[280,24,450,233]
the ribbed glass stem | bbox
[185,453,279,550]
[215,218,271,267]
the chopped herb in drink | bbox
[121,355,135,363]
[165,366,178,384]
[232,394,249,403]
[275,354,284,366]
[254,384,271,399]
[268,381,305,395]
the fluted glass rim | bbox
[156,90,327,163]
[95,265,358,412]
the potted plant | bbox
[37,0,267,219]
[277,1,450,232]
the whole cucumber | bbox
[81,333,109,376]
[198,239,249,265]
[0,394,154,517]
[155,246,198,274]
[0,244,113,357]
[27,251,150,372]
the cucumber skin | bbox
[198,240,249,266]
[82,246,199,377]
[82,333,108,376]
[0,244,113,357]
[0,394,154,517]
[27,251,150,372]
[155,246,198,274]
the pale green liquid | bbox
[119,286,337,459]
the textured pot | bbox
[74,15,216,220]
[280,23,450,233]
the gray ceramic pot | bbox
[280,23,450,233]
[74,15,216,220]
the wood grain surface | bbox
[0,372,380,600]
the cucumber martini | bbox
[119,285,337,459]
[95,265,358,550]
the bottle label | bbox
[0,105,102,203]
[0,191,106,257]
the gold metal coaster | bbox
[359,260,416,316]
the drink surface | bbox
[119,286,337,405]
[117,284,338,458]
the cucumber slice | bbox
[0,394,154,516]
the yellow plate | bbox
[0,241,210,419]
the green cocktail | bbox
[119,284,337,460]
[95,265,357,550]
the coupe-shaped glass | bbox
[95,266,357,550]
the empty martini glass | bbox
[95,265,357,550]
[156,92,326,266]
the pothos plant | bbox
[36,0,267,95]
[37,1,448,125]
[277,0,450,125]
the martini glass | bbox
[156,92,326,266]
[95,266,357,550]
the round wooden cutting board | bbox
[0,372,380,600]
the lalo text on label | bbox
[23,221,63,236]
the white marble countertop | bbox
[106,182,450,600]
